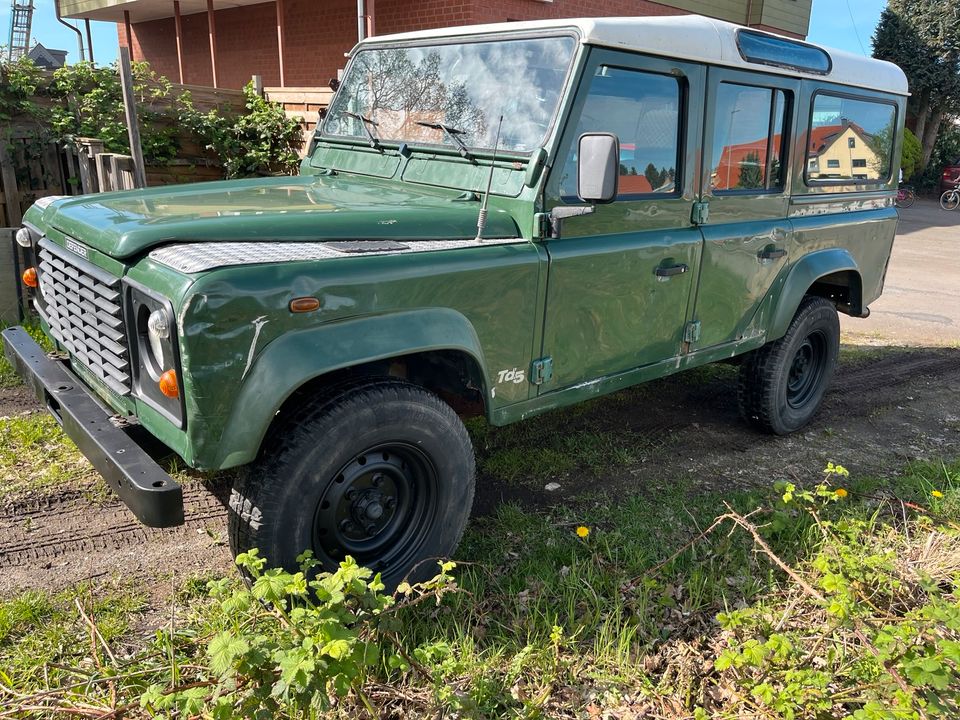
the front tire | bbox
[738,296,840,435]
[229,378,476,588]
[940,190,960,211]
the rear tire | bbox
[228,378,476,589]
[738,297,840,435]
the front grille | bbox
[34,239,131,397]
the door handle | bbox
[655,263,688,278]
[758,248,787,261]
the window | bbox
[558,65,681,199]
[737,30,831,75]
[807,93,897,184]
[709,83,789,193]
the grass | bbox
[0,341,958,716]
[0,459,956,717]
[0,413,97,498]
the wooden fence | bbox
[264,86,334,156]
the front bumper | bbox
[1,326,184,527]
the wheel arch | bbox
[213,308,490,469]
[770,249,862,340]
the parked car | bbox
[4,15,908,587]
[941,158,960,193]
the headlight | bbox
[127,280,183,428]
[147,309,171,367]
[15,227,32,248]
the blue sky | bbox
[10,0,888,68]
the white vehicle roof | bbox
[356,15,908,96]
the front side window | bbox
[558,65,682,199]
[324,35,577,154]
[807,94,897,184]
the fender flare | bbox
[213,308,489,468]
[770,248,860,340]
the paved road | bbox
[840,198,960,346]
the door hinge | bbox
[684,320,702,344]
[530,357,554,385]
[691,201,709,225]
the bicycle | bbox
[940,182,960,211]
[895,184,916,208]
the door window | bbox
[709,83,789,193]
[558,66,682,199]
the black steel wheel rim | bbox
[313,443,439,572]
[786,330,828,410]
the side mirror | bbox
[577,132,619,204]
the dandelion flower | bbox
[834,488,848,498]
[576,526,590,538]
[932,490,944,499]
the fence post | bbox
[118,46,148,189]
[0,150,22,227]
[252,74,263,97]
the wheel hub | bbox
[312,444,437,567]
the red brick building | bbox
[58,0,812,89]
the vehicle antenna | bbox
[475,115,504,243]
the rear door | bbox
[539,49,706,391]
[689,68,799,349]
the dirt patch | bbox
[2,345,959,596]
[0,383,36,420]
[472,346,960,513]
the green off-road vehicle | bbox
[4,15,907,585]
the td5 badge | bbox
[496,368,526,384]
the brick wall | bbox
[119,0,794,90]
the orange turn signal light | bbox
[289,296,321,313]
[22,267,38,288]
[159,369,179,398]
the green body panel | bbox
[692,68,800,350]
[18,34,904,473]
[539,50,706,392]
[166,243,542,469]
[36,174,523,259]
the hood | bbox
[36,174,520,259]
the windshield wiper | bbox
[341,110,382,151]
[416,121,475,161]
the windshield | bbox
[324,35,578,154]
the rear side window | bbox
[806,94,897,184]
[709,83,789,193]
[559,66,682,199]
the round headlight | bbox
[15,228,31,248]
[147,309,171,364]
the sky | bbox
[8,0,889,68]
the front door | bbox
[690,68,799,349]
[539,49,706,391]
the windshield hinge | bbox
[530,357,553,386]
[691,201,710,226]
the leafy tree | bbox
[644,162,660,189]
[735,151,763,189]
[872,1,960,171]
[900,127,923,181]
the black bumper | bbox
[1,326,184,527]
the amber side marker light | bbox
[22,267,38,288]
[289,296,321,313]
[159,369,179,398]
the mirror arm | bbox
[547,205,595,239]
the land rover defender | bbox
[3,16,908,585]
